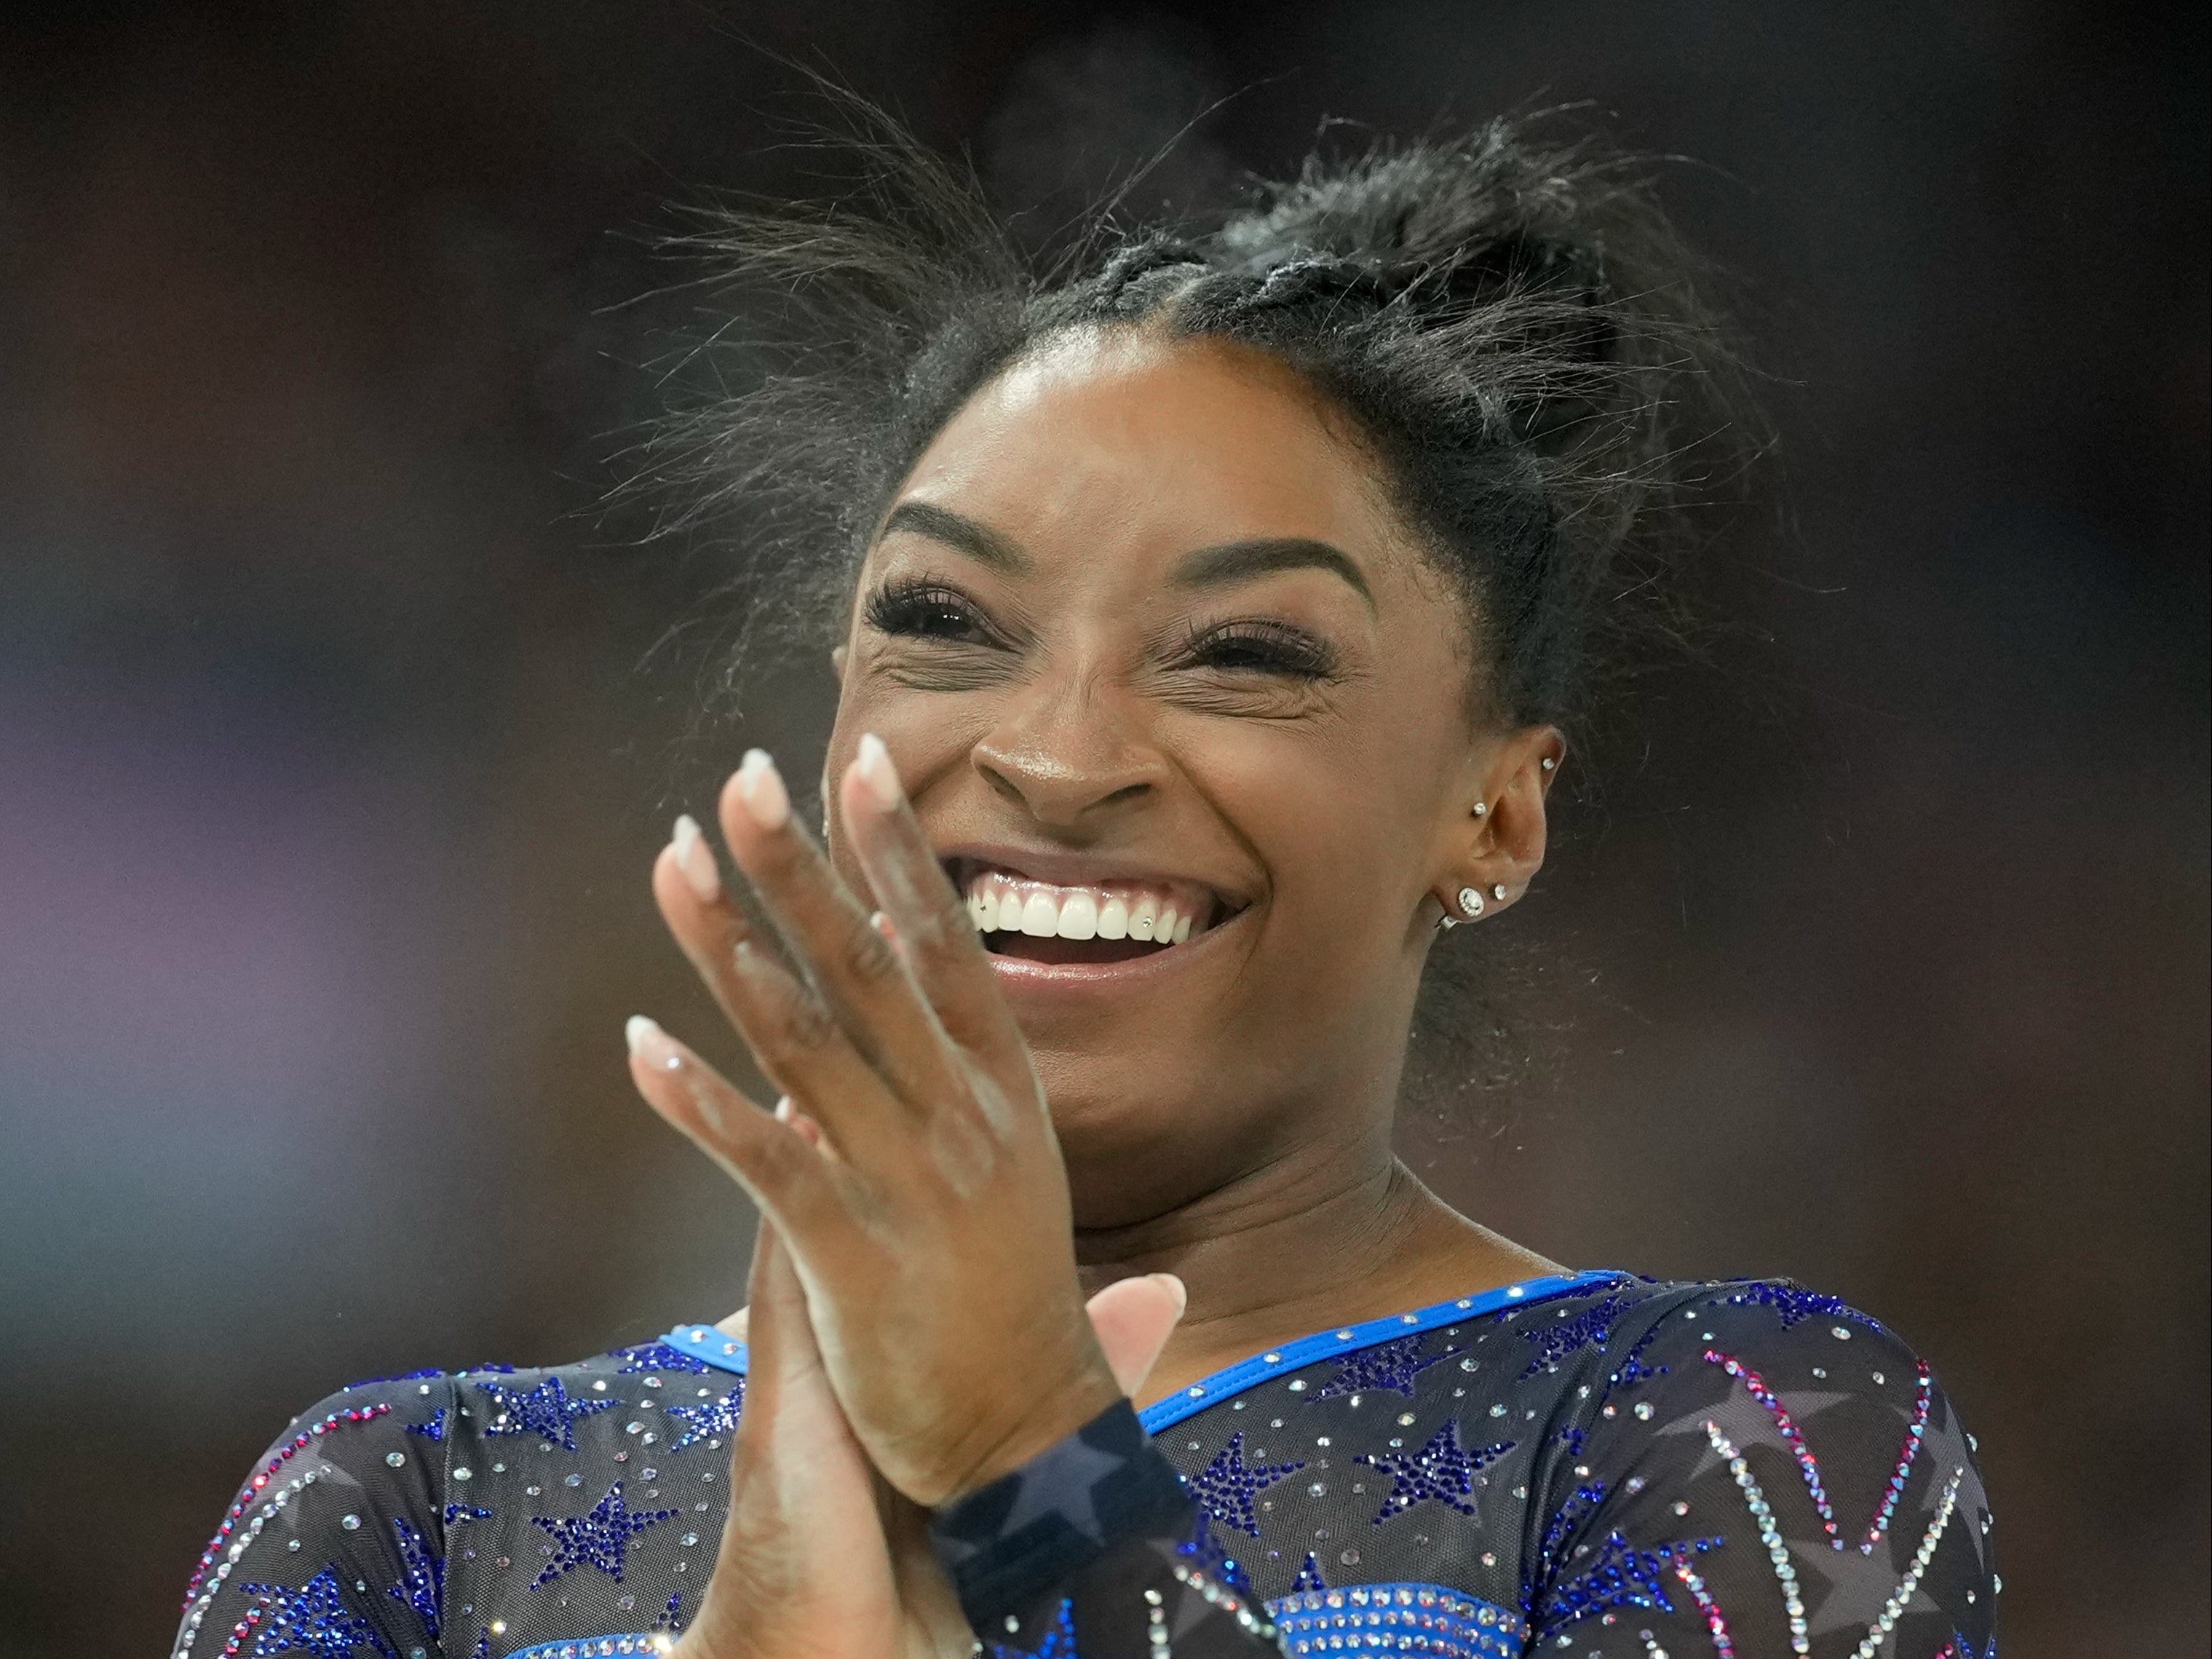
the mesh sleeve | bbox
[1526,1287,1997,1658]
[173,1372,456,1659]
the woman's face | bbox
[825,328,1551,1228]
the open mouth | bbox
[945,857,1243,967]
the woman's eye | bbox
[1184,622,1337,680]
[864,582,994,644]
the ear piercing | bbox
[1456,885,1485,918]
[1540,756,1556,771]
[1492,883,1507,900]
[1472,802,1487,817]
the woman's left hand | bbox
[629,737,1123,1508]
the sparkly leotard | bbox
[173,1273,1997,1658]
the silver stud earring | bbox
[1492,883,1507,901]
[1540,756,1556,771]
[1457,885,1485,918]
[1472,802,1488,817]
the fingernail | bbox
[1149,1272,1189,1317]
[671,814,720,902]
[737,748,790,831]
[773,1095,793,1122]
[853,732,902,812]
[625,1015,682,1072]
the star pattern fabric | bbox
[478,1374,618,1451]
[1312,1334,1452,1398]
[527,1481,675,1588]
[1519,1294,1633,1376]
[1183,1432,1306,1537]
[663,1379,745,1450]
[386,1517,440,1639]
[612,1341,715,1375]
[235,1566,394,1659]
[1357,1420,1513,1524]
[175,1276,1995,1659]
[1710,1280,1883,1332]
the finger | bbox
[624,1014,849,1248]
[650,824,911,1154]
[651,822,771,1032]
[719,749,970,1112]
[841,735,1026,1069]
[1083,1273,1188,1395]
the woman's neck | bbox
[1072,1151,1566,1409]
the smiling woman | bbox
[172,109,1997,1659]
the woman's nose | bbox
[970,676,1159,830]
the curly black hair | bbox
[641,101,1756,735]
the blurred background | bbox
[1,1,2204,1652]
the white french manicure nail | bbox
[671,814,720,902]
[854,732,902,811]
[625,1015,681,1071]
[737,749,790,831]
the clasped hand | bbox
[625,740,1186,1657]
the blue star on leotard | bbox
[386,1516,441,1639]
[479,1375,618,1450]
[664,1378,745,1449]
[613,1340,715,1374]
[1534,1529,1723,1631]
[1184,1432,1305,1537]
[1313,1333,1452,1398]
[1520,1296,1634,1376]
[528,1481,675,1588]
[1710,1281,1884,1331]
[1357,1420,1513,1525]
[235,1565,394,1658]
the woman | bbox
[173,118,1996,1659]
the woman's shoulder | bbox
[177,1338,741,1656]
[1519,1272,1998,1655]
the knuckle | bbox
[777,992,840,1054]
[840,922,903,987]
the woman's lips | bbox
[944,857,1245,970]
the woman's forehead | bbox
[893,328,1416,581]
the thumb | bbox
[1085,1273,1187,1395]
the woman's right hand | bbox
[672,1205,1186,1659]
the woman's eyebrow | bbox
[1171,538,1375,610]
[877,500,1033,574]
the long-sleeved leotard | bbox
[173,1273,1996,1658]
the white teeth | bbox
[1056,892,1098,940]
[962,872,1218,950]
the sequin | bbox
[1312,1334,1452,1400]
[479,1377,620,1452]
[387,1518,441,1639]
[229,1566,386,1658]
[1183,1433,1306,1537]
[528,1482,675,1588]
[662,1380,745,1451]
[1357,1421,1513,1525]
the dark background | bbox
[1,2,2204,1652]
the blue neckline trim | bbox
[660,1268,1626,1433]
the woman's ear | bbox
[1430,727,1563,925]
